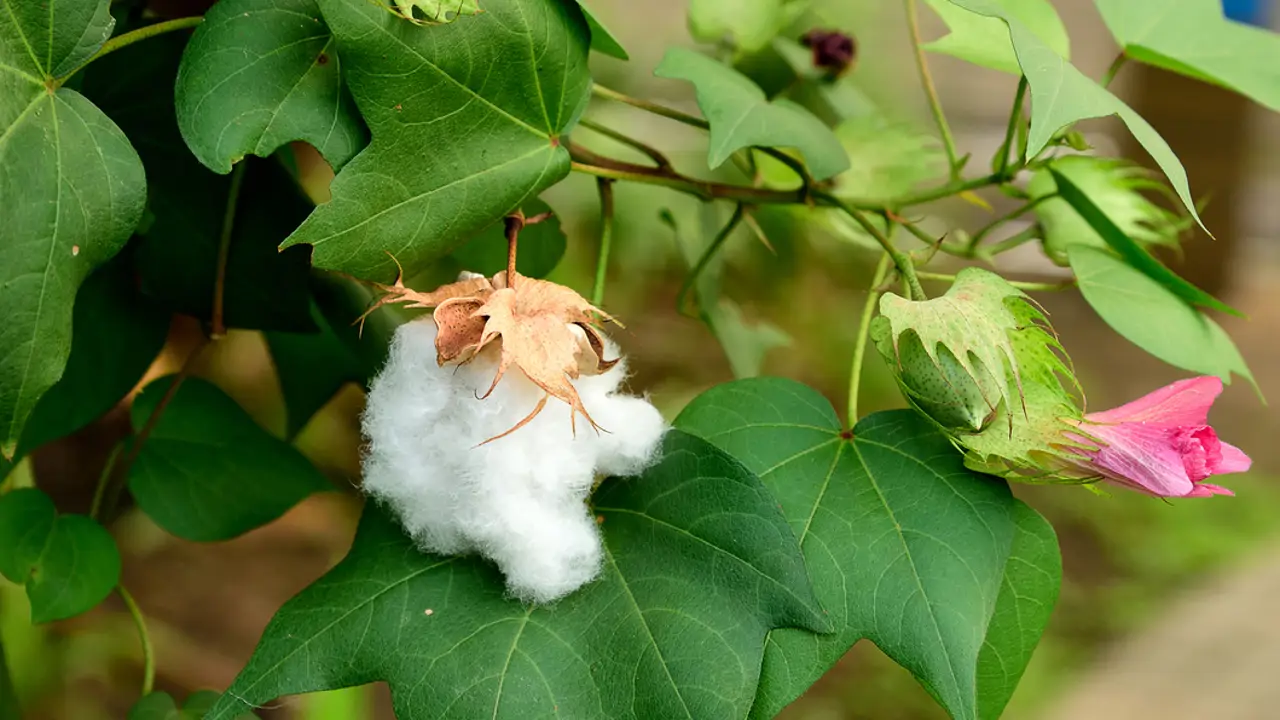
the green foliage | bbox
[0,0,146,458]
[174,0,367,173]
[1096,0,1280,112]
[280,0,592,281]
[830,114,945,203]
[1028,156,1185,265]
[451,198,567,278]
[675,379,1060,720]
[654,47,849,180]
[943,0,1205,229]
[127,377,331,541]
[208,430,828,720]
[0,488,120,623]
[688,0,807,55]
[571,0,629,59]
[923,0,1068,74]
[390,0,482,25]
[128,690,252,720]
[1069,246,1254,389]
[266,303,362,438]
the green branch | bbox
[1102,53,1128,88]
[916,271,1073,292]
[592,178,615,306]
[212,161,248,338]
[848,253,893,425]
[118,586,155,698]
[823,195,925,300]
[905,0,961,178]
[995,77,1028,176]
[677,204,746,317]
[57,16,204,87]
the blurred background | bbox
[4,0,1279,718]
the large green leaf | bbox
[280,0,592,281]
[0,487,120,623]
[1068,245,1254,389]
[128,377,331,541]
[174,0,367,173]
[1096,0,1280,112]
[1049,167,1236,316]
[923,0,1068,74]
[572,0,628,59]
[675,378,1057,720]
[0,0,146,458]
[654,47,850,180]
[942,0,1204,228]
[82,34,317,332]
[207,430,829,720]
[974,502,1060,719]
[14,251,169,458]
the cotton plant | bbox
[2,0,1273,719]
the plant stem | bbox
[848,253,893,426]
[677,204,745,317]
[823,194,925,300]
[57,16,204,86]
[995,77,1028,176]
[916,271,1073,292]
[904,0,960,178]
[965,194,1053,253]
[592,178,615,306]
[211,161,247,339]
[1102,53,1128,88]
[591,83,709,129]
[578,118,673,169]
[984,223,1042,257]
[88,443,123,521]
[118,586,155,697]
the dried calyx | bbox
[359,211,618,442]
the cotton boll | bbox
[361,319,666,603]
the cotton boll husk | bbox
[361,319,666,603]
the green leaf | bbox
[0,488,121,623]
[390,0,482,24]
[1028,156,1185,265]
[975,502,1060,719]
[311,273,405,386]
[942,0,1205,229]
[207,430,829,720]
[14,251,168,458]
[1049,167,1237,316]
[128,377,331,541]
[675,379,1054,720]
[923,0,1068,74]
[1096,0,1280,112]
[281,0,592,281]
[687,0,806,55]
[82,32,318,332]
[653,47,850,180]
[175,0,368,173]
[1069,245,1254,389]
[265,302,361,438]
[570,0,628,59]
[0,0,147,458]
[451,198,566,278]
[128,691,256,720]
[830,114,945,203]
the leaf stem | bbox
[578,118,673,169]
[904,0,961,178]
[916,271,1073,292]
[984,223,1042,257]
[995,77,1028,175]
[1102,52,1128,88]
[592,178,615,306]
[965,194,1053,253]
[211,161,248,339]
[118,585,155,697]
[57,16,204,86]
[823,194,926,300]
[848,253,893,426]
[591,83,709,129]
[677,204,745,317]
[88,442,123,521]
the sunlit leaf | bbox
[571,0,628,59]
[688,0,807,54]
[923,0,1068,74]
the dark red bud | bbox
[800,29,856,77]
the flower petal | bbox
[1186,483,1234,498]
[1215,441,1253,475]
[1084,376,1222,427]
[1082,422,1194,497]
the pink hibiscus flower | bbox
[1067,376,1251,498]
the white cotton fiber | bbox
[360,319,667,603]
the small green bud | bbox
[874,321,1003,432]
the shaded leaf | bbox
[311,273,406,385]
[975,502,1060,719]
[942,0,1205,229]
[129,691,257,720]
[0,0,146,457]
[1049,167,1236,316]
[451,198,566,278]
[0,488,120,623]
[571,0,628,59]
[81,32,317,332]
[675,378,1054,720]
[281,0,592,281]
[1096,0,1280,112]
[265,303,361,438]
[15,250,169,458]
[175,0,368,173]
[654,47,849,180]
[208,430,829,720]
[128,377,331,541]
[923,0,1068,74]
[1068,245,1254,390]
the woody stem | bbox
[504,214,522,286]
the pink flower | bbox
[1067,377,1250,498]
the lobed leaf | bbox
[571,0,628,59]
[923,0,1068,74]
[208,430,829,720]
[675,378,1058,720]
